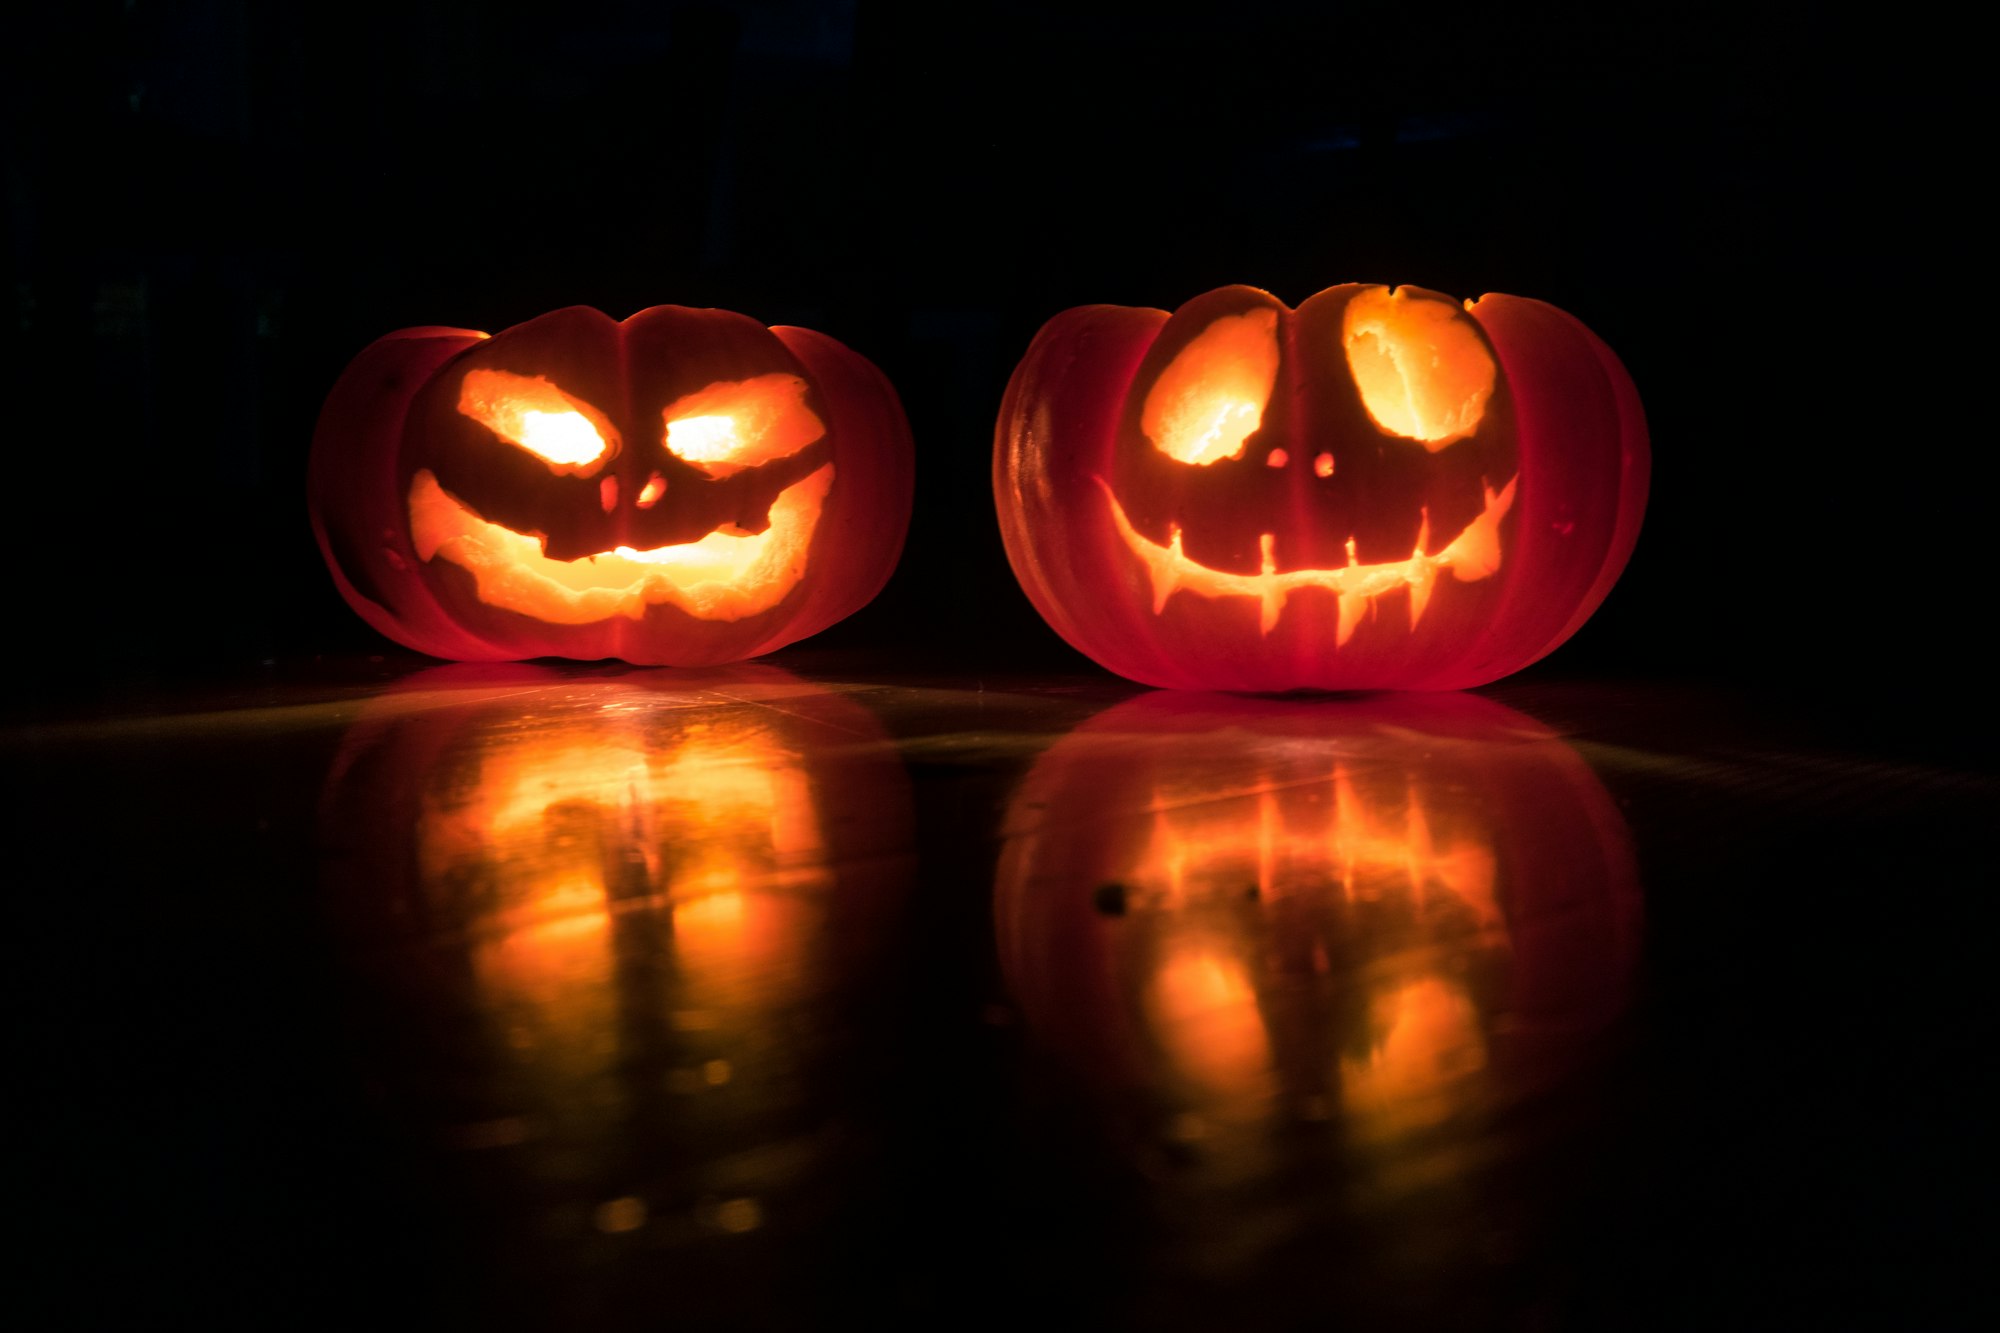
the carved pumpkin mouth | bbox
[1100,473,1517,640]
[407,464,834,625]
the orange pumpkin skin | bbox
[994,285,1647,691]
[310,306,913,665]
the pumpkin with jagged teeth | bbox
[994,282,1648,692]
[311,304,913,665]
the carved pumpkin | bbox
[320,665,913,1254]
[311,305,914,665]
[996,691,1641,1149]
[994,284,1648,690]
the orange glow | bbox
[407,463,832,624]
[636,472,666,507]
[324,665,919,1253]
[1096,752,1506,1134]
[458,368,614,470]
[1341,976,1487,1133]
[1313,452,1335,478]
[1099,472,1516,637]
[1150,944,1271,1101]
[1341,288,1495,448]
[416,706,832,1071]
[1141,308,1281,465]
[1135,761,1497,924]
[662,373,824,478]
[995,693,1643,1192]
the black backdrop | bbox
[7,7,1996,1330]
[4,2,1981,723]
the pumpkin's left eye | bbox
[1142,308,1281,466]
[663,374,824,479]
[458,369,615,471]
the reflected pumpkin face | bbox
[995,283,1649,691]
[319,665,915,1218]
[416,696,833,1025]
[1109,749,1506,1139]
[994,692,1641,1151]
[311,305,914,666]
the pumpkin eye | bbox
[1141,308,1281,465]
[1340,289,1495,450]
[662,373,824,479]
[457,369,615,471]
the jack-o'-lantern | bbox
[996,691,1640,1171]
[311,305,914,665]
[319,665,913,1277]
[994,284,1648,690]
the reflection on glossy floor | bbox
[13,660,1990,1329]
[322,666,915,1300]
[999,695,1637,1161]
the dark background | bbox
[4,1,1982,725]
[8,4,1992,1330]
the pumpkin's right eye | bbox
[661,373,825,480]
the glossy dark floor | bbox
[13,658,1989,1330]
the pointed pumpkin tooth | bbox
[1148,526,1184,612]
[1261,588,1286,636]
[1337,591,1368,645]
[1258,533,1283,635]
[1408,564,1437,629]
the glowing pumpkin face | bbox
[995,284,1648,691]
[311,305,914,665]
[995,692,1641,1152]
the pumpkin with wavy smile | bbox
[312,304,913,665]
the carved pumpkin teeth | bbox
[1408,508,1435,629]
[1336,591,1369,646]
[1144,523,1188,614]
[1098,475,1518,638]
[1259,533,1281,635]
[1408,563,1439,630]
[408,464,834,625]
